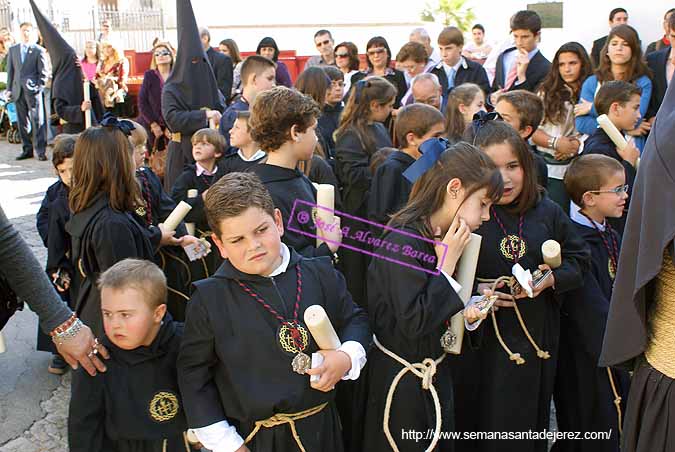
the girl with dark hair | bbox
[351,36,408,107]
[334,41,360,96]
[532,42,592,212]
[219,38,243,97]
[453,120,589,452]
[361,140,501,451]
[334,76,396,305]
[575,25,653,151]
[256,36,292,87]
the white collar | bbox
[437,56,467,71]
[237,148,266,162]
[570,203,606,232]
[267,243,291,277]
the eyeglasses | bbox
[335,53,350,58]
[154,50,171,57]
[367,48,386,56]
[315,39,331,48]
[589,184,629,195]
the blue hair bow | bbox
[354,79,369,102]
[403,137,449,183]
[100,113,136,136]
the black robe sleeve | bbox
[36,192,51,247]
[177,289,228,428]
[550,204,590,294]
[170,171,207,227]
[54,97,84,125]
[46,199,72,275]
[68,370,114,452]
[162,89,208,135]
[367,162,406,226]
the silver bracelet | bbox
[51,318,84,346]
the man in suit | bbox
[646,8,675,55]
[200,27,233,104]
[646,14,675,120]
[490,10,550,104]
[7,22,49,161]
[591,8,629,68]
[430,26,489,111]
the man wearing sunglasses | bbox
[305,29,336,68]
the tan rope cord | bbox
[168,286,190,302]
[606,367,623,437]
[479,276,526,365]
[512,301,551,359]
[244,402,328,452]
[162,439,167,452]
[373,334,446,452]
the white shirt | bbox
[439,57,468,88]
[237,148,266,162]
[570,204,606,231]
[192,243,367,452]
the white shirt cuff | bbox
[193,421,244,452]
[465,317,483,331]
[337,340,367,381]
[439,269,462,295]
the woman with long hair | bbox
[219,38,243,97]
[137,41,175,152]
[334,41,360,97]
[575,25,652,151]
[351,36,407,108]
[256,36,292,87]
[95,41,129,116]
[532,42,592,212]
[80,40,100,82]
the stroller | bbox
[0,97,19,143]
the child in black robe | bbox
[583,81,641,235]
[248,86,341,259]
[550,155,631,452]
[171,128,229,276]
[367,103,445,226]
[69,259,189,452]
[454,121,589,452]
[361,140,499,451]
[224,110,266,172]
[177,172,370,452]
[35,135,76,374]
[334,76,396,305]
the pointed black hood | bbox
[29,0,82,105]
[163,0,224,112]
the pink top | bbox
[81,59,97,81]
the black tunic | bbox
[334,123,393,305]
[220,150,266,174]
[552,221,629,452]
[583,128,636,235]
[453,197,589,452]
[69,318,189,452]
[318,103,343,159]
[248,163,333,258]
[177,249,370,452]
[366,150,415,227]
[360,222,464,452]
[66,194,155,337]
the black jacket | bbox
[646,46,671,118]
[491,47,551,93]
[430,57,490,103]
[591,35,608,68]
[206,47,234,104]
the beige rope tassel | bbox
[606,367,623,437]
[373,334,446,452]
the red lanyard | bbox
[580,212,619,275]
[236,265,305,351]
[491,207,525,264]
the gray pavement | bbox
[0,141,68,451]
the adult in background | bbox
[351,36,407,108]
[411,73,442,110]
[647,13,675,120]
[335,41,360,97]
[138,41,174,151]
[305,29,336,68]
[96,41,129,117]
[410,27,441,66]
[162,0,224,191]
[219,38,243,99]
[591,8,629,68]
[256,36,292,87]
[463,24,492,65]
[532,42,592,212]
[200,27,233,104]
[397,41,433,105]
[647,9,675,55]
[80,40,99,82]
[7,21,48,161]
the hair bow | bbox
[100,113,136,136]
[471,110,502,145]
[354,79,370,102]
[403,137,449,183]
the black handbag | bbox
[0,274,23,331]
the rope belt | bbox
[373,334,446,452]
[477,275,551,365]
[606,367,623,437]
[171,132,182,142]
[244,402,328,452]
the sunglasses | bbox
[367,48,386,56]
[154,50,171,57]
[335,53,350,58]
[315,39,331,47]
[589,184,629,195]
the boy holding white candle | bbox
[552,154,630,451]
[177,172,370,452]
[583,80,641,234]
[248,86,342,259]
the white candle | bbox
[83,81,91,129]
[0,331,5,354]
[185,189,198,236]
[315,184,335,247]
[542,240,562,269]
[162,201,192,232]
[446,233,482,355]
[597,114,627,151]
[304,305,341,350]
